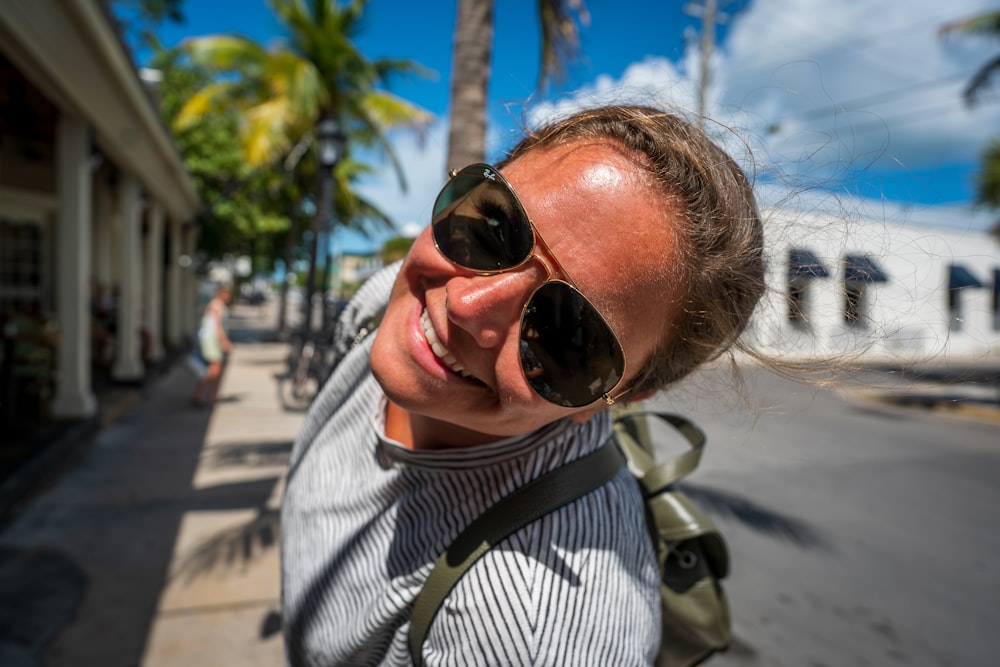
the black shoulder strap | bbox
[407,441,625,666]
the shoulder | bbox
[424,471,660,664]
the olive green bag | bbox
[613,407,732,666]
[408,407,731,666]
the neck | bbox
[384,401,503,451]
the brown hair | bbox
[502,105,765,397]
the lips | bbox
[419,307,478,381]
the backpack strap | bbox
[408,440,625,666]
[612,408,706,496]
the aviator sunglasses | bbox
[431,163,627,408]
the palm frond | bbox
[245,98,294,166]
[939,11,1000,39]
[940,11,1000,106]
[537,0,590,88]
[964,53,1000,106]
[173,80,236,130]
[182,34,269,72]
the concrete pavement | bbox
[0,301,301,666]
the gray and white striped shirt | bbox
[281,265,660,666]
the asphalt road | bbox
[646,367,1000,667]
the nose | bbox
[445,264,546,349]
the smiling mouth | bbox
[420,308,481,382]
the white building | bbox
[749,209,1000,364]
[1,2,201,422]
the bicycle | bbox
[276,326,337,411]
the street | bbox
[649,368,1000,666]
[0,301,997,666]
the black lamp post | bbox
[302,115,346,335]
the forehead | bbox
[501,142,679,357]
[501,142,675,287]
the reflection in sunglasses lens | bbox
[520,282,624,407]
[432,169,533,271]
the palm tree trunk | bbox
[303,163,334,334]
[446,0,494,172]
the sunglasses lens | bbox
[432,166,534,271]
[519,281,625,408]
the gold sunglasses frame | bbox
[434,164,629,406]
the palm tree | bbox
[939,10,1000,106]
[940,10,1000,238]
[445,0,589,171]
[176,0,430,175]
[174,0,432,331]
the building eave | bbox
[0,1,201,222]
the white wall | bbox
[750,211,1000,364]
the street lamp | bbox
[303,115,346,335]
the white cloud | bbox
[718,0,1000,173]
[527,58,699,127]
[501,0,1000,231]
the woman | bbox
[281,105,764,665]
[192,284,232,408]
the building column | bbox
[165,217,182,348]
[111,174,144,381]
[144,201,165,361]
[51,113,97,418]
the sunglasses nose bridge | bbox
[524,249,559,284]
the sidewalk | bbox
[0,302,302,667]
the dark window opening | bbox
[844,284,864,326]
[948,264,984,331]
[788,281,807,325]
[842,255,887,327]
[787,249,828,328]
[992,268,1000,331]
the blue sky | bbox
[136,0,1000,252]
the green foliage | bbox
[977,138,1000,208]
[176,0,432,181]
[941,10,1000,236]
[380,235,416,264]
[976,138,1000,237]
[171,0,434,261]
[149,47,298,270]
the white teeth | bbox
[420,308,474,379]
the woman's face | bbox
[370,140,681,449]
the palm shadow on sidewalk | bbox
[0,314,293,667]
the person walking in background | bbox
[192,284,232,408]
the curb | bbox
[839,387,1000,426]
